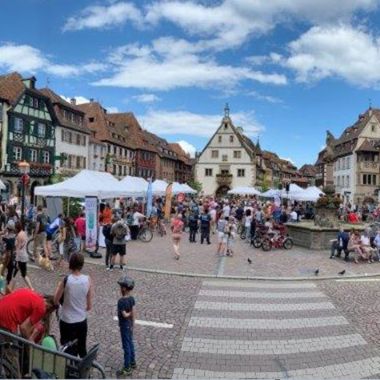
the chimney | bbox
[90,98,94,103]
[70,98,76,105]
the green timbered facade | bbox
[5,82,55,177]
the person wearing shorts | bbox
[109,218,129,270]
[216,217,228,256]
[10,221,33,290]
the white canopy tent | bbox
[261,189,281,198]
[0,179,6,191]
[292,186,325,202]
[119,176,148,197]
[34,170,125,199]
[152,180,197,196]
[281,183,306,199]
[228,186,262,196]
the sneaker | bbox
[107,266,113,271]
[130,362,137,369]
[120,265,123,270]
[117,367,132,376]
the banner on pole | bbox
[164,183,173,220]
[85,196,98,250]
[146,179,153,217]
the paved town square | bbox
[4,1,380,379]
[20,234,380,379]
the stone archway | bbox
[215,185,230,198]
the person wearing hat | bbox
[117,276,136,377]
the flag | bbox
[146,178,153,217]
[164,183,173,220]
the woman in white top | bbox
[10,221,33,291]
[244,209,253,243]
[54,252,93,358]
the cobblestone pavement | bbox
[19,264,380,379]
[87,231,380,278]
[26,264,201,379]
[174,279,380,379]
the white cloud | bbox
[139,109,263,138]
[63,2,142,31]
[93,38,286,90]
[247,90,283,104]
[145,0,379,49]
[177,140,196,158]
[279,24,380,86]
[0,43,106,78]
[132,94,161,103]
[106,106,120,113]
[60,95,91,104]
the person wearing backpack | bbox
[109,217,129,271]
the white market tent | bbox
[35,170,125,199]
[172,182,197,194]
[0,179,6,191]
[281,183,306,199]
[152,180,197,196]
[261,189,281,198]
[293,186,325,202]
[228,186,262,196]
[119,176,148,197]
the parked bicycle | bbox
[138,221,153,242]
[261,234,294,251]
[26,230,60,262]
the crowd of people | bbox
[2,192,380,377]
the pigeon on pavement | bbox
[247,258,252,264]
[338,270,346,275]
[314,269,319,275]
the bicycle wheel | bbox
[262,239,272,252]
[252,236,262,248]
[87,361,106,379]
[139,228,153,242]
[283,238,293,250]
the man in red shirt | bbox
[0,288,56,339]
[75,212,86,252]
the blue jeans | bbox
[120,324,135,368]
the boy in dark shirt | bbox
[199,209,211,244]
[117,276,136,376]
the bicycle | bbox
[138,222,153,243]
[26,230,60,262]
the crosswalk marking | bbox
[199,289,326,298]
[202,280,317,289]
[181,334,366,355]
[194,300,336,311]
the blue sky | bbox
[2,1,380,166]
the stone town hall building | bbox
[195,105,260,196]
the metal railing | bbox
[0,328,105,379]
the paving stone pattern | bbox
[88,232,380,278]
[173,279,380,379]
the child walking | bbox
[117,276,136,377]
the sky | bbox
[2,0,380,165]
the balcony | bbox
[216,173,233,186]
[359,161,379,172]
[4,162,53,177]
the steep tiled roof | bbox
[298,164,317,177]
[356,138,380,152]
[0,72,24,105]
[39,88,91,134]
[168,143,191,164]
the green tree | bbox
[187,179,202,193]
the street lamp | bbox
[18,160,30,227]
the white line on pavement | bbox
[336,278,380,282]
[199,289,326,298]
[113,316,173,328]
[202,281,317,289]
